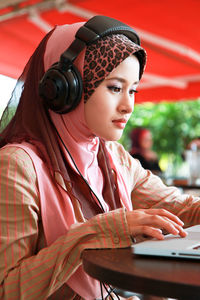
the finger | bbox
[126,210,186,238]
[162,216,187,237]
[137,209,186,236]
[178,226,188,237]
[144,208,184,226]
[132,226,164,240]
[149,215,184,236]
[136,214,183,237]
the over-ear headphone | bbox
[39,15,140,114]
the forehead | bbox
[106,55,140,82]
[142,131,152,138]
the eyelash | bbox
[107,85,138,94]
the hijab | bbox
[43,23,146,298]
[44,22,146,209]
[130,127,151,153]
[0,18,146,299]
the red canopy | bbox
[0,0,200,103]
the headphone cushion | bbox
[39,64,83,114]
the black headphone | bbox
[39,15,140,114]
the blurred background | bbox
[0,0,200,181]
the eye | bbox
[107,85,122,93]
[129,89,138,95]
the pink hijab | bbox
[44,22,146,211]
[41,21,146,298]
[0,18,146,299]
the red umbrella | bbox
[0,0,200,103]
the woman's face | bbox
[84,55,140,141]
[140,131,153,150]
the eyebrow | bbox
[105,77,139,85]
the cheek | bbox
[85,95,110,122]
[85,101,103,130]
[85,110,97,129]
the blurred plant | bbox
[120,98,200,172]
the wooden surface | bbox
[82,248,200,299]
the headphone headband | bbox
[61,15,140,64]
[39,15,141,114]
[81,15,140,45]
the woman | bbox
[0,15,198,300]
[129,127,161,174]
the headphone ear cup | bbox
[39,64,83,114]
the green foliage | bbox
[120,98,200,168]
[0,105,17,133]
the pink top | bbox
[1,142,200,299]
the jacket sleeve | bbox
[0,147,132,300]
[130,153,200,227]
[107,141,200,228]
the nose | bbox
[118,92,134,114]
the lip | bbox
[112,118,127,129]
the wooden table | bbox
[82,248,200,300]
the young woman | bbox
[0,15,198,300]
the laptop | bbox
[132,225,200,260]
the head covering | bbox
[45,23,146,298]
[0,20,146,175]
[44,22,146,182]
[130,127,150,148]
[0,18,146,299]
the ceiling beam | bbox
[0,0,66,22]
[0,0,25,9]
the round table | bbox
[82,247,200,299]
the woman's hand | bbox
[126,208,187,240]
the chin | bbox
[97,130,122,141]
[103,135,122,142]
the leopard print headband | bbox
[83,34,146,102]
